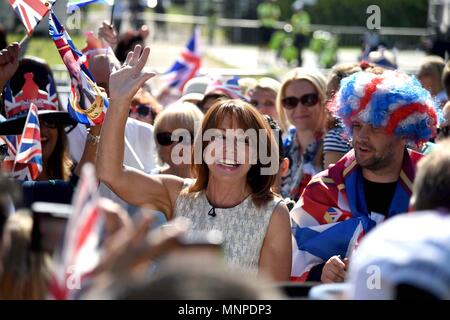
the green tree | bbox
[276,0,428,28]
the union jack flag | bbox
[1,103,43,181]
[290,149,421,281]
[162,27,201,93]
[49,10,109,126]
[50,163,104,300]
[8,0,56,35]
[0,135,20,173]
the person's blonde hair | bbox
[418,55,446,93]
[0,211,52,299]
[276,68,327,133]
[419,55,445,79]
[247,77,281,97]
[153,102,204,161]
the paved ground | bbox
[148,40,426,75]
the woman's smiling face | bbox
[283,79,323,132]
[205,115,254,183]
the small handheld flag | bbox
[1,103,43,181]
[8,0,56,35]
[14,103,43,180]
[66,0,114,13]
[49,10,109,126]
[49,163,104,300]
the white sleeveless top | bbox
[173,186,282,274]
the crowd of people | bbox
[0,16,450,300]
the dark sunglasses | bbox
[281,93,319,109]
[437,126,450,137]
[39,118,58,129]
[156,131,195,146]
[130,104,155,117]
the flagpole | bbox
[110,3,116,26]
[18,34,29,48]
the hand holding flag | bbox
[0,43,20,90]
[97,21,118,48]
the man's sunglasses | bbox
[437,125,450,137]
[156,131,195,146]
[281,93,319,109]
[130,104,155,118]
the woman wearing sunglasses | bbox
[0,51,99,207]
[276,68,350,202]
[152,102,204,178]
[0,56,78,182]
[129,89,162,125]
[98,46,291,281]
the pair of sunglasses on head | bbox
[130,104,156,118]
[281,93,319,109]
[156,131,195,146]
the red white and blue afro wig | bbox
[330,70,440,146]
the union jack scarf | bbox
[290,148,422,281]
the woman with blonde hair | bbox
[152,101,204,178]
[97,46,291,280]
[276,68,350,201]
[248,77,281,123]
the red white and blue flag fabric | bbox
[3,73,59,119]
[67,0,114,13]
[1,135,20,174]
[1,103,43,181]
[290,149,422,282]
[49,10,109,126]
[204,75,248,101]
[162,27,201,93]
[8,0,56,35]
[50,163,104,300]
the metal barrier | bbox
[136,12,430,47]
[83,11,430,48]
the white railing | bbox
[134,12,430,37]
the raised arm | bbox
[96,45,183,219]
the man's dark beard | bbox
[355,147,394,171]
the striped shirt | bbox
[323,127,352,154]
